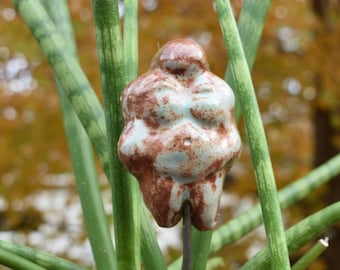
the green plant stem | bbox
[190,229,212,270]
[12,0,109,174]
[140,204,167,270]
[225,0,272,120]
[0,240,86,270]
[123,0,144,265]
[123,2,168,268]
[189,1,273,269]
[291,238,329,270]
[210,153,340,254]
[42,1,116,269]
[190,1,272,269]
[123,0,138,83]
[90,0,140,269]
[241,202,340,269]
[215,0,290,269]
[0,248,47,270]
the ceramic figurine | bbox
[118,39,241,230]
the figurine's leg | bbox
[190,174,224,230]
[141,177,186,227]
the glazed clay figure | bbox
[118,39,241,230]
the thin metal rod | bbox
[182,201,192,270]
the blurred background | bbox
[0,0,339,269]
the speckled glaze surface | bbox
[118,39,241,230]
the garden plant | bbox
[1,0,340,269]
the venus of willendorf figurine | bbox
[118,39,241,231]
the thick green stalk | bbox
[122,1,166,269]
[190,229,212,270]
[291,238,329,270]
[225,0,272,120]
[12,0,109,174]
[42,1,116,269]
[0,240,86,270]
[277,154,340,209]
[210,153,340,254]
[0,248,47,270]
[90,0,140,269]
[140,204,168,270]
[124,0,139,83]
[123,0,143,267]
[172,1,272,268]
[241,202,340,269]
[215,1,290,269]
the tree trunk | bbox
[311,1,340,268]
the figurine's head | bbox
[118,39,241,230]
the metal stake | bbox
[182,201,192,270]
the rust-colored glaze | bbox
[118,39,241,230]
